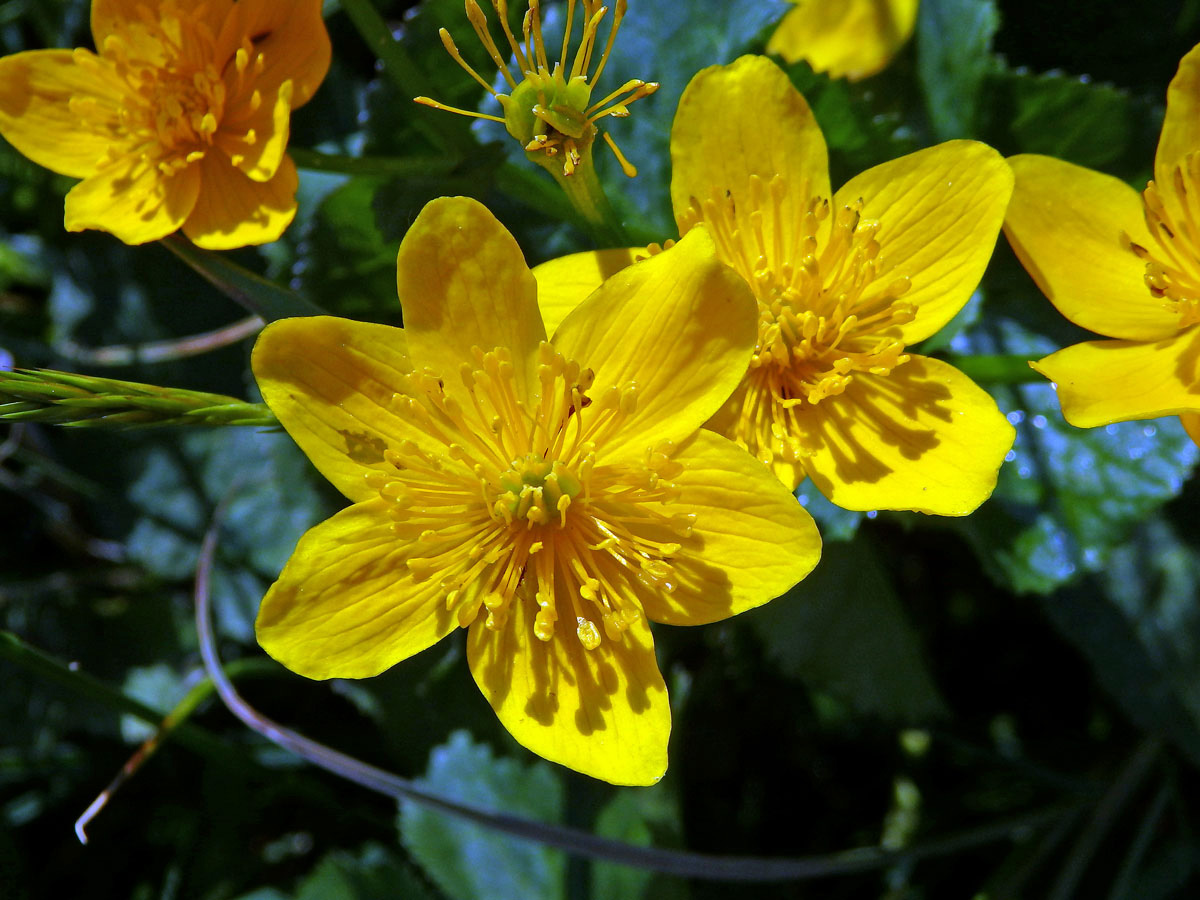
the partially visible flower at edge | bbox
[251,196,820,785]
[1003,42,1200,448]
[415,0,656,224]
[767,0,919,82]
[534,55,1015,516]
[0,0,330,249]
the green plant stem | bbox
[543,149,629,246]
[195,509,1090,881]
[943,353,1044,385]
[0,630,246,770]
[290,147,459,178]
[163,237,326,322]
[0,369,277,428]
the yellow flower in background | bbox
[1004,44,1200,447]
[0,0,330,248]
[252,196,820,785]
[536,56,1015,515]
[416,0,657,182]
[767,0,919,82]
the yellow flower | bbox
[535,56,1016,515]
[1003,43,1200,447]
[0,0,330,248]
[415,0,656,180]
[251,196,821,785]
[767,0,919,82]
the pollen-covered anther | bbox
[1127,153,1200,327]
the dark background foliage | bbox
[3,0,1200,897]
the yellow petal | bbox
[0,49,127,178]
[396,197,546,401]
[468,599,669,785]
[1031,330,1200,428]
[90,0,147,47]
[252,316,448,502]
[670,55,830,246]
[1180,413,1200,448]
[257,499,459,680]
[1004,154,1178,341]
[218,80,293,183]
[834,140,1013,344]
[64,153,200,244]
[551,227,758,463]
[766,0,918,81]
[798,356,1015,514]
[532,247,642,338]
[182,151,297,249]
[214,0,331,107]
[1156,42,1200,182]
[637,431,820,626]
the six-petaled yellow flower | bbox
[251,196,821,785]
[767,0,919,82]
[1004,43,1200,447]
[0,0,330,248]
[536,56,1015,515]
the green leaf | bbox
[745,540,947,722]
[783,61,922,186]
[163,237,326,322]
[1041,517,1200,767]
[948,317,1198,594]
[996,69,1134,169]
[125,428,334,639]
[916,0,1000,139]
[231,843,434,900]
[295,178,400,324]
[398,731,565,900]
[591,785,680,900]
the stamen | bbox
[357,341,690,651]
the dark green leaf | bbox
[917,0,1000,139]
[398,731,565,900]
[745,540,947,722]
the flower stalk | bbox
[0,369,277,429]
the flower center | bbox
[364,343,691,650]
[69,1,270,175]
[679,173,914,464]
[495,454,583,525]
[1124,151,1200,329]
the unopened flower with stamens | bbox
[415,0,656,209]
[1004,42,1200,448]
[766,0,918,82]
[251,196,820,785]
[0,0,330,248]
[533,56,1015,515]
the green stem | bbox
[163,236,325,322]
[290,147,459,178]
[0,630,249,770]
[942,353,1045,386]
[536,143,629,246]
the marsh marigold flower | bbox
[535,56,1015,515]
[251,196,820,785]
[0,0,330,248]
[767,0,919,82]
[416,1,656,195]
[1004,44,1200,447]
